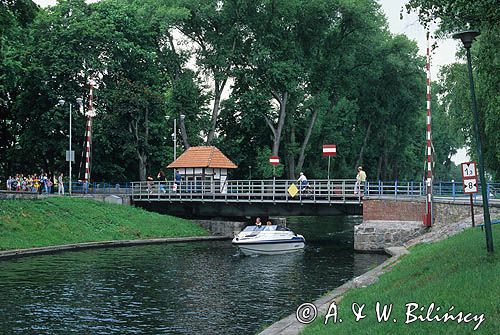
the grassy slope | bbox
[0,197,208,250]
[301,224,500,335]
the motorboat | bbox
[232,225,305,256]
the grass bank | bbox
[0,197,208,250]
[301,224,500,335]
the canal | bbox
[0,216,387,334]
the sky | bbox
[32,0,468,163]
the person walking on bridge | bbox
[297,172,309,191]
[354,166,366,196]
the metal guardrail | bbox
[130,179,500,204]
[3,179,499,202]
[66,182,132,194]
[130,179,426,204]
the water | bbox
[0,216,386,335]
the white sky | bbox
[33,0,468,163]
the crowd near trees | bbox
[0,0,497,182]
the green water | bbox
[0,216,386,334]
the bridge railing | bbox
[130,179,441,203]
[131,179,364,203]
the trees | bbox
[1,0,464,182]
[406,0,499,178]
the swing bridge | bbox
[128,179,499,218]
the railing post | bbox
[394,180,398,198]
[313,180,316,203]
[342,180,346,202]
[328,179,331,204]
[452,181,456,201]
[285,180,289,202]
[261,180,264,201]
[378,180,381,196]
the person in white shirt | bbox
[58,173,64,195]
[297,172,308,191]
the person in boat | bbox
[266,220,272,226]
[255,217,262,227]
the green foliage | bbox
[301,224,500,335]
[0,197,207,250]
[406,0,499,178]
[1,0,477,182]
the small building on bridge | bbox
[167,146,237,193]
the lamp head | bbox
[180,114,186,121]
[452,30,480,49]
[76,98,83,105]
[58,99,65,106]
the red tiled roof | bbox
[167,146,237,169]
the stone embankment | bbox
[354,199,499,252]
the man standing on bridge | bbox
[354,166,366,196]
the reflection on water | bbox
[0,216,386,334]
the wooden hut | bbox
[167,146,237,193]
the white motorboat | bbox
[232,225,305,256]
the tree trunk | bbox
[207,79,227,144]
[179,115,190,149]
[377,154,383,180]
[138,153,147,181]
[265,91,288,156]
[296,109,318,174]
[287,127,296,178]
[355,121,372,169]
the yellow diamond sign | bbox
[288,183,299,198]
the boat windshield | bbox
[242,225,289,232]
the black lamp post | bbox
[453,30,494,253]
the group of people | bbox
[5,173,67,195]
[254,217,273,227]
[146,170,183,194]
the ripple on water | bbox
[0,216,387,335]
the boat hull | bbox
[233,238,305,256]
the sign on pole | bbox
[461,161,478,194]
[461,162,477,179]
[461,161,478,228]
[66,150,75,162]
[322,144,336,156]
[269,156,280,165]
[463,179,478,194]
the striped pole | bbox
[425,32,433,227]
[84,81,95,184]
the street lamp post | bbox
[453,30,494,253]
[59,98,82,196]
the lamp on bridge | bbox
[453,30,494,253]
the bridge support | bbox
[355,199,428,252]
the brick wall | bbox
[363,199,425,222]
